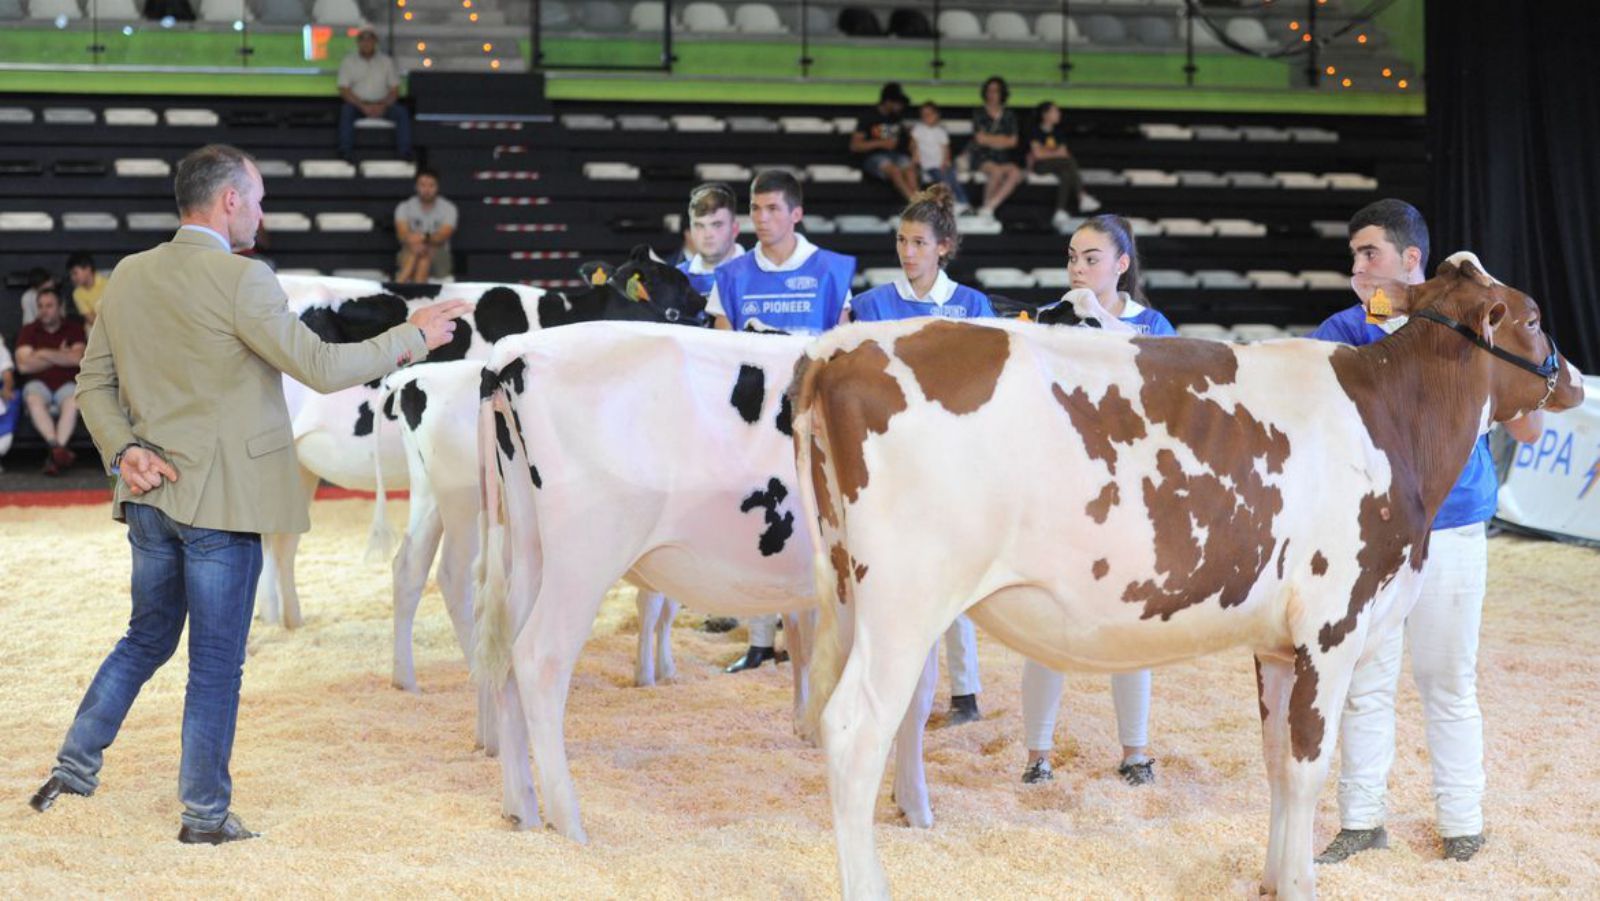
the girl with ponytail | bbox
[845,181,993,726]
[1020,212,1175,786]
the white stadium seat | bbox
[115,158,172,177]
[1288,126,1339,143]
[127,212,181,231]
[0,212,53,231]
[1178,323,1234,340]
[728,116,779,132]
[985,11,1029,41]
[1240,126,1291,142]
[837,215,891,234]
[311,0,363,25]
[800,215,837,234]
[316,212,375,232]
[43,107,95,125]
[264,212,313,232]
[975,267,1035,289]
[0,107,34,124]
[629,1,665,31]
[1128,217,1164,237]
[360,160,416,178]
[958,214,1002,235]
[254,159,295,178]
[1327,172,1380,190]
[1122,169,1179,187]
[1274,171,1330,189]
[94,0,140,19]
[1300,270,1350,290]
[1031,268,1070,289]
[937,9,983,40]
[63,212,118,231]
[1226,170,1280,188]
[695,162,751,182]
[806,164,861,183]
[199,0,250,22]
[779,116,833,133]
[681,1,733,32]
[28,0,81,19]
[1193,124,1242,141]
[1026,170,1059,186]
[561,113,615,130]
[352,117,394,130]
[1144,270,1199,289]
[1176,170,1229,187]
[104,107,158,126]
[944,118,973,136]
[831,116,858,133]
[1311,219,1347,239]
[301,159,358,178]
[1224,17,1273,49]
[1139,123,1194,141]
[616,114,669,131]
[1035,12,1087,45]
[582,161,640,180]
[672,114,726,133]
[1196,269,1251,289]
[1157,218,1216,236]
[1233,323,1291,342]
[164,107,220,127]
[1080,168,1129,186]
[1212,218,1268,237]
[1246,270,1307,289]
[733,2,785,33]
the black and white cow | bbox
[263,249,706,630]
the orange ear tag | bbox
[1365,287,1394,325]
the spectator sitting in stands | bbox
[908,101,972,215]
[969,75,1025,219]
[850,82,920,203]
[395,169,458,283]
[676,182,745,297]
[1029,101,1100,233]
[66,251,108,327]
[19,267,56,328]
[337,28,413,163]
[15,287,87,475]
[0,332,17,472]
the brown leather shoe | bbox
[177,812,259,845]
[29,775,89,813]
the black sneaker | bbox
[1022,758,1054,784]
[1316,826,1389,864]
[1443,833,1485,862]
[1117,758,1155,786]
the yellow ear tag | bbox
[627,272,649,302]
[1018,310,1033,323]
[590,268,609,286]
[1365,287,1393,325]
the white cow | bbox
[470,322,929,841]
[791,256,1584,899]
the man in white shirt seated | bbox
[337,28,412,162]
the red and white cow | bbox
[469,322,926,841]
[791,254,1583,899]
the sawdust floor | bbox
[3,498,1598,898]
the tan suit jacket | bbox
[76,228,428,534]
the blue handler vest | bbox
[716,249,857,336]
[850,281,996,322]
[676,262,717,298]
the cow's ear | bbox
[1477,298,1509,349]
[628,244,665,265]
[1442,251,1498,286]
[1351,274,1416,316]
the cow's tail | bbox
[791,352,852,741]
[472,366,541,690]
[364,375,403,564]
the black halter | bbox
[1413,308,1562,410]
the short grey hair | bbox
[174,144,256,215]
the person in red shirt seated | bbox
[15,287,87,474]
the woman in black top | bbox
[968,76,1025,218]
[1029,100,1101,232]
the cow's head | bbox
[1359,252,1584,419]
[609,245,710,325]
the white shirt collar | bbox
[753,232,817,273]
[892,269,958,304]
[1056,290,1145,320]
[180,224,232,252]
[687,242,745,275]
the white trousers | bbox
[944,614,981,697]
[1337,522,1487,837]
[748,613,779,647]
[1021,660,1150,752]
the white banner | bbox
[1496,375,1600,544]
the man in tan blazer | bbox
[28,144,467,844]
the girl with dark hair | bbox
[1029,101,1100,232]
[1021,212,1175,785]
[968,76,1024,218]
[848,182,994,725]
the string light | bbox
[1357,33,1368,44]
[490,59,500,69]
[482,42,492,52]
[1301,33,1311,42]
[1288,20,1300,30]
[1341,77,1352,87]
[422,57,432,67]
[1382,67,1392,77]
[416,41,426,50]
[1325,65,1336,76]
[1397,79,1408,89]
[468,11,477,20]
[402,10,412,19]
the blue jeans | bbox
[338,101,412,157]
[52,503,262,830]
[920,166,971,208]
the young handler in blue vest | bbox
[1021,213,1175,784]
[675,182,745,298]
[1312,199,1541,864]
[709,169,856,673]
[847,182,992,724]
